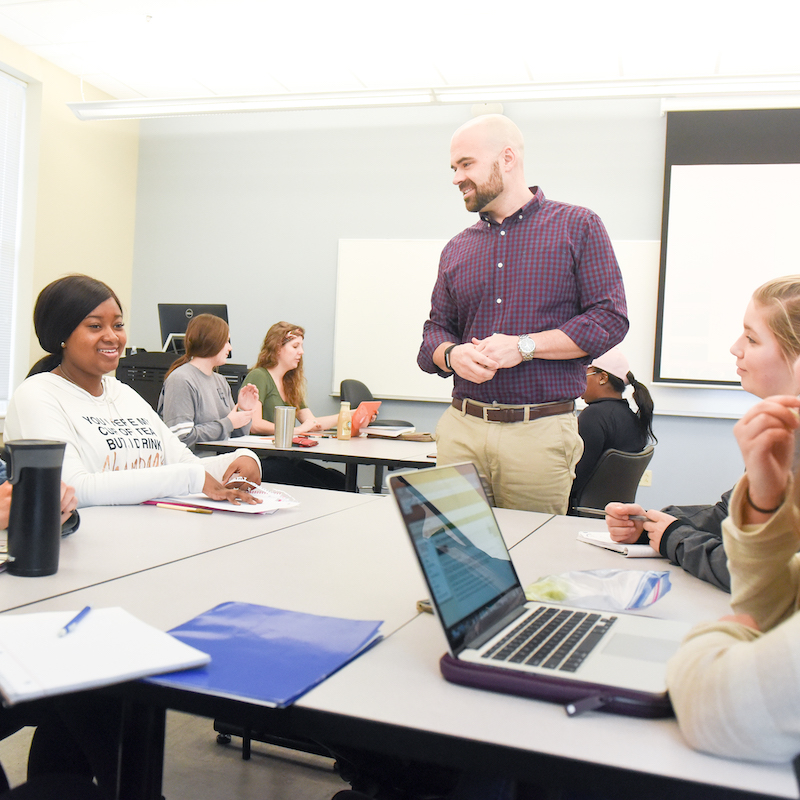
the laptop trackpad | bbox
[603,634,680,664]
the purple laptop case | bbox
[439,653,674,719]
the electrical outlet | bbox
[639,470,652,487]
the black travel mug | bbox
[5,439,66,577]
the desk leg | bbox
[373,465,385,494]
[344,463,358,493]
[117,700,165,800]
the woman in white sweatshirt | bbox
[4,274,262,508]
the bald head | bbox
[449,114,532,221]
[451,114,525,163]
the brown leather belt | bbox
[452,398,574,423]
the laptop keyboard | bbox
[482,605,617,672]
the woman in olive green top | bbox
[243,322,338,435]
[243,322,344,489]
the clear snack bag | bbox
[525,568,672,612]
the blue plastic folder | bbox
[146,602,383,707]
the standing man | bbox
[418,114,628,513]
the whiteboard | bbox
[659,163,800,383]
[332,238,662,404]
[332,239,451,401]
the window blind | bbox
[0,70,25,405]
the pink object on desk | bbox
[350,401,381,437]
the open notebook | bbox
[146,485,298,514]
[0,607,210,706]
[389,463,692,717]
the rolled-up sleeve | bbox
[559,213,628,357]
[418,246,459,376]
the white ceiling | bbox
[1,0,799,102]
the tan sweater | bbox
[666,474,800,763]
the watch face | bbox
[519,336,535,354]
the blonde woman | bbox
[243,322,344,490]
[667,276,800,762]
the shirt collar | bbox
[480,186,544,229]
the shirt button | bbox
[496,298,502,304]
[519,215,523,219]
[498,262,503,268]
[500,231,505,236]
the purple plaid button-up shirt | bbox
[418,187,628,405]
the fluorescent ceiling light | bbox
[435,75,800,103]
[660,94,800,113]
[68,89,436,120]
[68,75,800,121]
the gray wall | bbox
[129,97,743,508]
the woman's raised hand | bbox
[734,395,800,523]
[236,384,259,411]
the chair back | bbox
[340,379,374,406]
[339,379,413,428]
[573,446,654,515]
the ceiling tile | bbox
[0,0,96,44]
[109,69,215,98]
[436,60,532,88]
[0,10,49,46]
[80,72,143,99]
[267,66,365,94]
[349,63,445,90]
[25,42,101,74]
[190,73,289,98]
[0,0,797,103]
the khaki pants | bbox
[434,403,583,514]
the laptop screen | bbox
[390,463,526,654]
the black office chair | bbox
[572,446,655,516]
[339,380,414,493]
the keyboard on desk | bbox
[481,605,617,673]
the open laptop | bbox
[389,462,692,717]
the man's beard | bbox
[462,160,504,212]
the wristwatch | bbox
[517,334,536,361]
[443,344,458,372]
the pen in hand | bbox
[575,507,648,521]
[58,606,91,637]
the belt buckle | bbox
[482,405,515,423]
[481,405,498,423]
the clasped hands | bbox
[448,334,522,384]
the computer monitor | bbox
[157,304,229,351]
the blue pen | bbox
[58,606,91,637]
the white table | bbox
[513,514,734,623]
[5,500,793,800]
[12,502,551,643]
[295,516,792,800]
[0,485,380,614]
[197,434,437,492]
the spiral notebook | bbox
[577,530,664,558]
